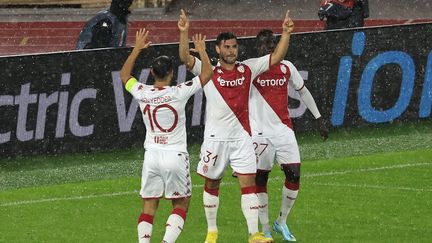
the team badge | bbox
[281,64,287,74]
[217,68,223,74]
[237,65,245,73]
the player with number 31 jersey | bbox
[179,8,294,243]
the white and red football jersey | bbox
[250,60,305,137]
[126,76,202,152]
[190,54,271,140]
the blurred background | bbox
[0,0,431,56]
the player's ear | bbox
[215,45,220,55]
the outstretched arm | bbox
[178,9,195,70]
[120,28,152,85]
[190,34,212,86]
[297,87,329,141]
[270,10,294,66]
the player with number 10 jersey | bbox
[121,28,212,243]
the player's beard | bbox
[220,53,237,65]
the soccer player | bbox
[251,29,329,242]
[120,28,212,243]
[178,9,294,243]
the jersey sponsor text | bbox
[217,75,245,87]
[257,76,287,86]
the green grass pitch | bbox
[1,120,432,242]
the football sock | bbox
[241,186,259,235]
[276,180,299,225]
[162,208,186,243]
[256,186,270,232]
[203,185,219,232]
[137,213,153,243]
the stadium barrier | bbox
[1,22,431,157]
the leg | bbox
[138,198,160,243]
[256,170,272,234]
[277,163,300,223]
[162,197,191,243]
[239,174,273,243]
[273,163,300,242]
[237,174,260,236]
[204,178,221,243]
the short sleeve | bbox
[283,60,305,91]
[190,56,202,76]
[243,54,271,81]
[173,76,203,100]
[190,56,216,77]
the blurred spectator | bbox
[350,0,369,28]
[318,0,369,30]
[76,0,133,49]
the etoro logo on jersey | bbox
[257,76,287,87]
[217,75,245,87]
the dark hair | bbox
[110,0,133,24]
[151,55,174,80]
[216,32,237,46]
[255,29,277,56]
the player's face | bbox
[216,39,238,65]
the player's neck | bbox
[220,62,236,71]
[154,79,170,88]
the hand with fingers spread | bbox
[134,28,152,52]
[190,33,212,86]
[120,28,151,85]
[190,33,206,54]
[282,10,295,34]
[178,9,189,32]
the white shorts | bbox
[197,137,257,180]
[253,129,301,171]
[140,149,192,199]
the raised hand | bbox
[134,28,151,51]
[190,33,207,53]
[178,9,189,32]
[282,10,294,34]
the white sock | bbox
[162,208,186,243]
[257,191,270,232]
[203,188,219,232]
[276,184,298,225]
[137,213,153,243]
[241,187,259,235]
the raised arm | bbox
[270,10,294,66]
[120,28,151,85]
[178,9,195,70]
[191,34,212,86]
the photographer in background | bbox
[318,0,369,30]
[76,0,133,49]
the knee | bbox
[255,171,269,187]
[205,179,221,189]
[282,164,301,184]
[173,198,190,212]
